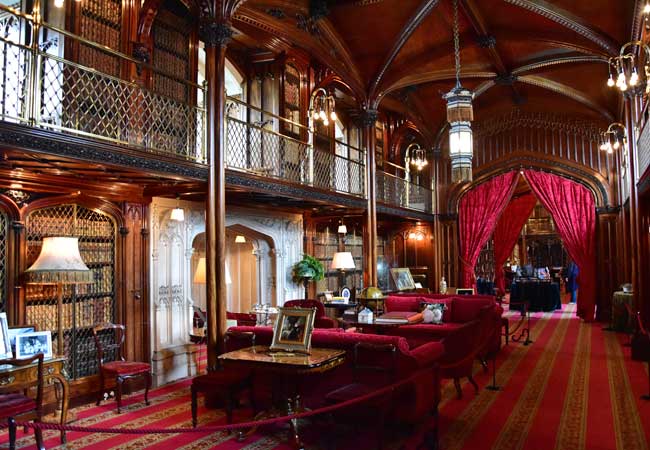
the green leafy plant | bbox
[291,254,325,284]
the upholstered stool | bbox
[191,370,253,427]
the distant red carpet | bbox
[2,303,649,449]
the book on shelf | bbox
[375,311,423,324]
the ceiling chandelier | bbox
[606,41,650,94]
[309,88,337,127]
[444,0,474,183]
[599,123,627,155]
[406,143,428,171]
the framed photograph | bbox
[15,331,53,359]
[0,313,12,359]
[456,288,475,296]
[8,326,35,349]
[390,268,416,291]
[341,287,351,302]
[270,307,316,354]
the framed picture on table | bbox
[390,268,416,291]
[270,307,316,354]
[16,331,53,359]
[456,288,475,296]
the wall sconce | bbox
[405,143,428,171]
[606,40,650,94]
[407,230,424,241]
[170,196,184,222]
[235,235,246,243]
[309,88,336,127]
[599,122,627,154]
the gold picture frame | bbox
[390,267,416,291]
[455,288,475,295]
[270,307,316,354]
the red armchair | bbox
[92,323,151,413]
[283,299,338,328]
[0,353,45,450]
[631,311,650,400]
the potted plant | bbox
[291,254,325,300]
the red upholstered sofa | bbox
[382,295,503,352]
[283,299,338,328]
[225,326,444,423]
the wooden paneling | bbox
[596,211,618,322]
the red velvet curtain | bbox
[459,172,519,288]
[523,170,597,321]
[493,193,538,295]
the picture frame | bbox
[270,307,316,354]
[390,267,416,291]
[8,325,36,349]
[455,288,475,296]
[15,331,53,359]
[0,313,12,359]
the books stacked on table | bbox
[375,311,423,324]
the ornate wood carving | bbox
[504,0,618,55]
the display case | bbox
[313,225,363,295]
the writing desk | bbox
[0,356,69,444]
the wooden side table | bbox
[0,356,69,444]
[610,291,634,331]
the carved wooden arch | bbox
[20,193,126,229]
[0,195,21,222]
[447,152,609,213]
[313,73,358,102]
[390,121,429,164]
[137,0,201,47]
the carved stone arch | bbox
[447,152,609,213]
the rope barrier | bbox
[6,366,434,435]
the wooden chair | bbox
[630,311,650,400]
[0,353,45,450]
[92,323,151,413]
[191,331,256,429]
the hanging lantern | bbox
[445,87,474,183]
[445,0,474,183]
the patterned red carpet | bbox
[2,303,649,450]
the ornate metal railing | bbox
[0,5,206,163]
[376,170,433,213]
[225,97,365,197]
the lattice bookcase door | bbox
[25,204,117,379]
[0,211,7,313]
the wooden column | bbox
[201,20,232,370]
[625,95,642,311]
[360,110,378,287]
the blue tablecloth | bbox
[510,280,561,312]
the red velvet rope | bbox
[4,367,432,435]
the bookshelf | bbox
[25,204,116,379]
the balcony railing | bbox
[0,5,206,163]
[376,170,433,213]
[225,97,365,198]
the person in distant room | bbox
[563,260,579,303]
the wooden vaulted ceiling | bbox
[230,0,643,138]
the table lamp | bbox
[331,251,355,298]
[25,236,92,357]
[193,257,231,285]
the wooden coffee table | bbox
[218,345,346,449]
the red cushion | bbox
[0,393,36,418]
[385,296,422,313]
[102,361,150,376]
[192,370,251,391]
[451,297,496,323]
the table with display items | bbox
[509,279,562,312]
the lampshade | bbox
[25,236,91,283]
[337,224,347,234]
[193,257,231,284]
[235,235,246,243]
[170,207,185,222]
[331,252,355,270]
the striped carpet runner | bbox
[2,303,649,449]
